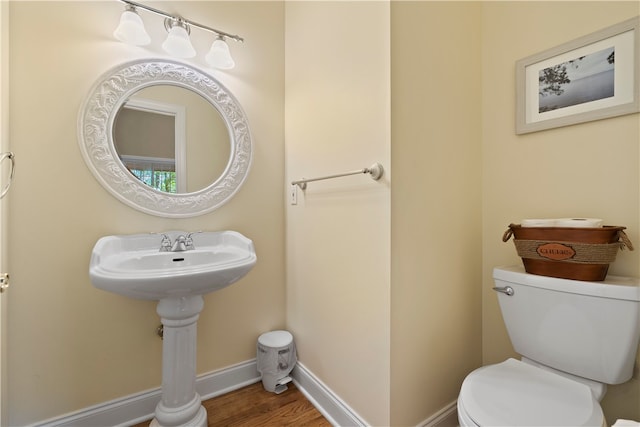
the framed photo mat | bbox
[516,16,639,134]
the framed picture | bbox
[516,16,639,134]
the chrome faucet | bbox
[157,231,201,252]
[171,235,189,252]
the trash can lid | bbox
[258,330,293,347]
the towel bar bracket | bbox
[367,162,384,180]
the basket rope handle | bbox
[618,230,634,251]
[502,226,515,242]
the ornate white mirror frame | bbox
[78,59,252,218]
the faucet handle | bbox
[185,231,202,250]
[152,233,173,252]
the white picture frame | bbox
[516,16,639,134]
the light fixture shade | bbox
[162,23,196,58]
[205,38,235,70]
[113,9,151,46]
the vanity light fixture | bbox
[114,0,244,69]
[162,18,196,58]
[205,36,235,70]
[113,4,151,46]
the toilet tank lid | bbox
[494,265,640,301]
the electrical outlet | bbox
[290,185,298,205]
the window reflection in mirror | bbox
[112,85,231,194]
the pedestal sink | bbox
[89,231,257,427]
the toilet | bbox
[458,265,640,427]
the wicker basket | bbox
[503,224,634,281]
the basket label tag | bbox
[536,243,576,260]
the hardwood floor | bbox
[132,382,332,426]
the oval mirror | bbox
[78,59,252,218]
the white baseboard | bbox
[292,363,457,427]
[26,359,456,427]
[416,400,458,427]
[291,362,368,427]
[28,359,261,427]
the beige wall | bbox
[7,2,284,425]
[481,2,640,424]
[5,1,640,426]
[390,2,483,425]
[285,2,391,425]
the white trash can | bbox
[257,330,297,394]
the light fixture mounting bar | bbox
[119,0,244,43]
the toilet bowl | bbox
[458,359,604,427]
[457,266,640,427]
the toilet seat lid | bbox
[459,358,603,426]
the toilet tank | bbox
[493,266,640,384]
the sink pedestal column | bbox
[151,295,207,427]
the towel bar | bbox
[291,162,384,190]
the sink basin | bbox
[89,230,257,300]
